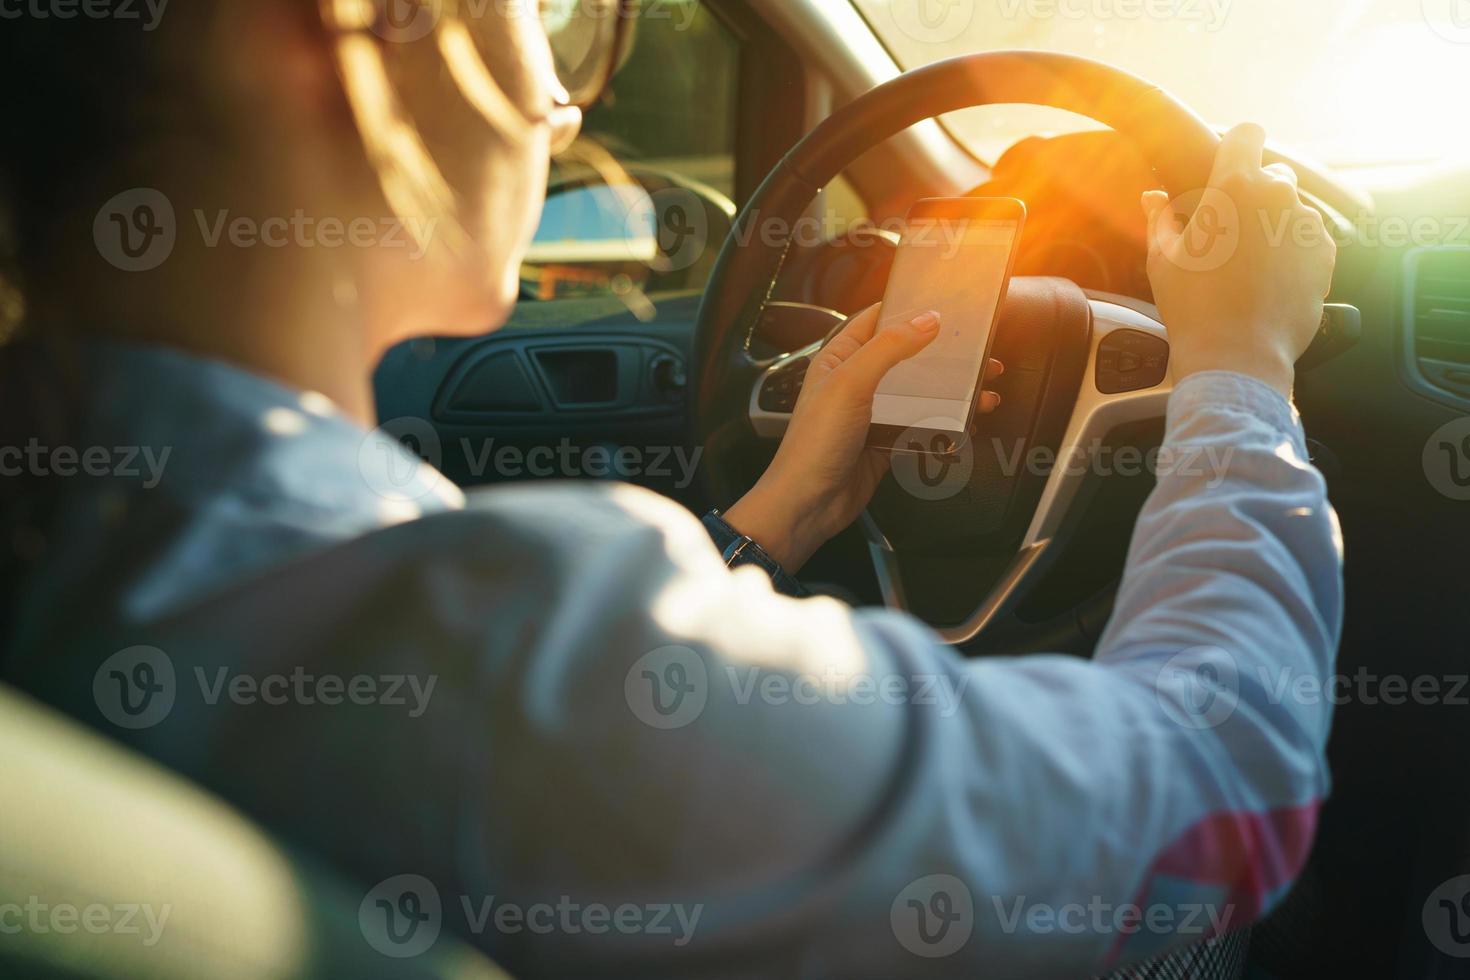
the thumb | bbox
[1141,190,1181,262]
[839,309,942,395]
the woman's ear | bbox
[214,0,352,134]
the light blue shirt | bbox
[5,341,1342,977]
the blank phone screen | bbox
[871,215,1019,432]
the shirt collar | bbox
[72,338,465,529]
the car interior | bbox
[5,0,1470,976]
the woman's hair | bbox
[0,2,609,631]
[0,4,274,631]
[0,5,332,306]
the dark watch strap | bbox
[700,510,809,599]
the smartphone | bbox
[867,197,1026,455]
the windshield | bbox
[852,0,1470,174]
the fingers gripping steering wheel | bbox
[691,53,1222,650]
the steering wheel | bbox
[692,52,1223,650]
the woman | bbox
[0,2,1338,977]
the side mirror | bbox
[522,167,736,303]
[521,181,658,302]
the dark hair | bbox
[4,8,206,282]
[0,7,237,639]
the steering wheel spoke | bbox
[1022,297,1173,547]
[748,344,818,438]
[867,297,1173,647]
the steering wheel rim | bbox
[692,52,1220,468]
[691,52,1223,645]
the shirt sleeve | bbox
[104,376,1341,978]
[439,370,1340,976]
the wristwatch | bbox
[700,510,809,598]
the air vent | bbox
[1406,247,1470,403]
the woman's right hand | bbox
[1141,123,1337,398]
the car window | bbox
[520,0,741,311]
[853,0,1470,176]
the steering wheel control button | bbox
[1296,304,1362,372]
[758,357,811,414]
[1096,329,1169,394]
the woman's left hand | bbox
[724,303,1003,573]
